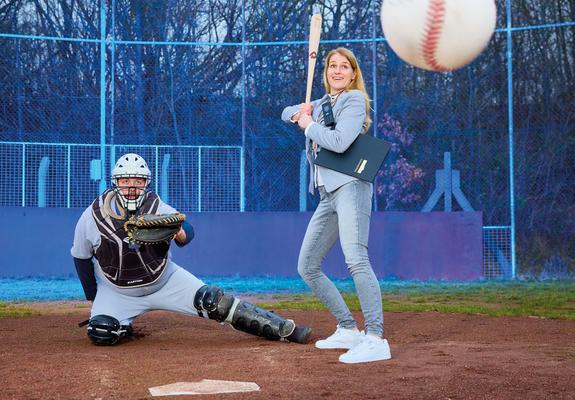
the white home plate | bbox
[149,380,260,396]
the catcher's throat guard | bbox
[193,285,312,344]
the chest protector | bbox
[92,190,170,288]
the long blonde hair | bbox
[322,47,372,132]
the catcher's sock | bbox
[338,334,391,364]
[315,326,364,350]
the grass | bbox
[1,281,574,320]
[0,302,36,318]
[0,301,90,318]
[258,281,575,320]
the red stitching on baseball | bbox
[421,0,450,71]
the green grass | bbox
[2,281,574,320]
[0,302,35,318]
[0,301,90,319]
[258,281,575,320]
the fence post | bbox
[99,0,107,194]
[506,0,517,279]
[299,150,307,211]
[240,147,245,212]
[37,156,49,207]
[197,148,202,212]
[67,145,71,208]
[21,143,26,207]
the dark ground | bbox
[1,303,574,399]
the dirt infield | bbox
[1,303,574,400]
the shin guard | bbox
[193,285,311,343]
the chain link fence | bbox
[0,0,573,278]
[0,142,243,211]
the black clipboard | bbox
[314,134,392,182]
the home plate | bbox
[149,380,260,396]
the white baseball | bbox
[381,0,497,71]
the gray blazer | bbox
[282,89,371,194]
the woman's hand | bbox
[298,113,314,130]
[290,103,313,123]
[299,103,313,116]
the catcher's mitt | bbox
[124,213,186,245]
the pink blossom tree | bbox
[375,113,425,211]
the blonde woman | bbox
[282,48,391,363]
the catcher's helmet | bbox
[111,153,151,212]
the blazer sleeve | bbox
[281,104,301,123]
[281,98,325,124]
[304,90,366,153]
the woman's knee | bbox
[298,250,326,280]
[347,260,373,277]
[297,259,320,280]
[342,246,371,273]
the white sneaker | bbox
[315,326,364,350]
[339,334,392,364]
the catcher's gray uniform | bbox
[71,192,205,325]
[72,152,311,346]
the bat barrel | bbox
[305,14,322,104]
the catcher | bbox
[72,153,311,346]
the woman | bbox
[281,48,391,363]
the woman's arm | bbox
[281,98,323,124]
[281,104,303,123]
[303,91,366,153]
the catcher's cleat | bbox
[286,324,312,344]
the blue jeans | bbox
[297,180,384,337]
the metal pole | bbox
[67,145,71,208]
[21,143,26,207]
[110,0,116,161]
[371,0,378,212]
[506,0,517,279]
[240,147,245,211]
[240,0,247,211]
[198,148,202,212]
[99,0,107,193]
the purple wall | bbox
[0,207,482,280]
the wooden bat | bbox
[305,13,322,104]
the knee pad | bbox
[193,285,236,322]
[87,315,131,346]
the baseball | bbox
[381,0,497,71]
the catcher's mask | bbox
[111,153,151,213]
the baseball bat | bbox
[305,13,322,104]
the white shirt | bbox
[305,93,341,188]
